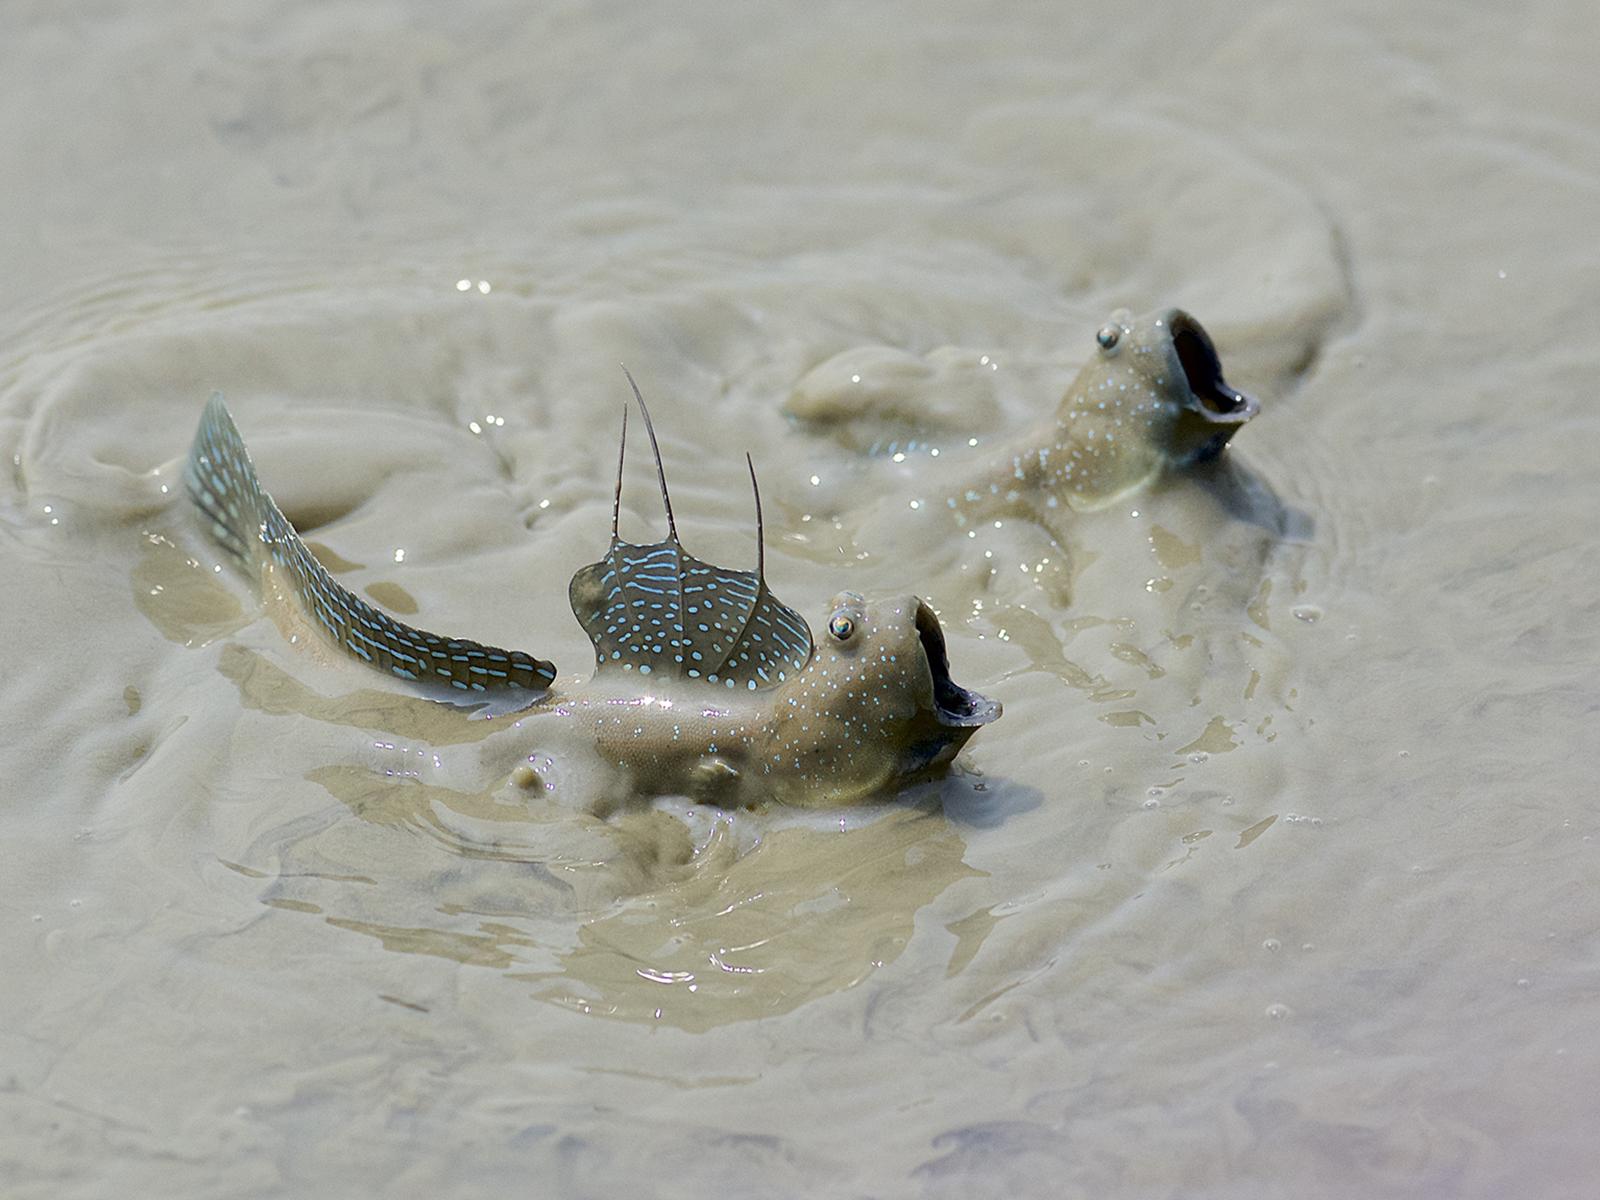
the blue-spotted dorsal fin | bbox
[185,394,557,708]
[567,379,814,691]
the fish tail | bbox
[185,394,557,703]
[186,393,263,567]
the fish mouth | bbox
[1169,313,1259,425]
[897,601,1000,778]
[916,601,1001,729]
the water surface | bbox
[3,2,1598,1196]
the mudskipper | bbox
[813,308,1262,604]
[945,307,1259,522]
[186,380,999,808]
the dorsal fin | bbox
[622,366,677,542]
[610,403,627,539]
[746,452,764,581]
[568,378,813,690]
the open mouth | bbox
[915,602,1001,729]
[1171,316,1259,424]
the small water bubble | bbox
[31,913,42,922]
[1142,798,1160,809]
[1189,752,1209,764]
[1310,817,1323,827]
[69,898,82,908]
[1397,749,1410,758]
[1221,796,1235,807]
[1300,943,1314,952]
[1262,938,1281,953]
[1291,605,1322,623]
[1284,813,1300,823]
[1515,977,1531,989]
[1265,1003,1290,1020]
[1147,786,1163,797]
[1078,759,1090,768]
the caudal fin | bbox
[186,394,262,567]
[185,395,557,707]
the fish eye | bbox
[827,612,856,641]
[1096,324,1121,351]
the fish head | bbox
[1076,307,1260,467]
[763,591,1000,806]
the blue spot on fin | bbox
[569,536,813,690]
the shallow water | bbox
[4,2,1599,1196]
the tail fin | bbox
[185,395,557,706]
[186,394,262,567]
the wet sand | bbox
[3,2,1599,1196]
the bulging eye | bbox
[1096,324,1121,351]
[827,612,856,641]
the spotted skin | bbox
[185,395,556,702]
[186,392,998,807]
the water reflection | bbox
[525,807,978,1031]
[131,530,248,647]
[247,760,985,1032]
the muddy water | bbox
[4,2,1599,1196]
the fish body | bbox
[186,389,998,808]
[520,589,983,807]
